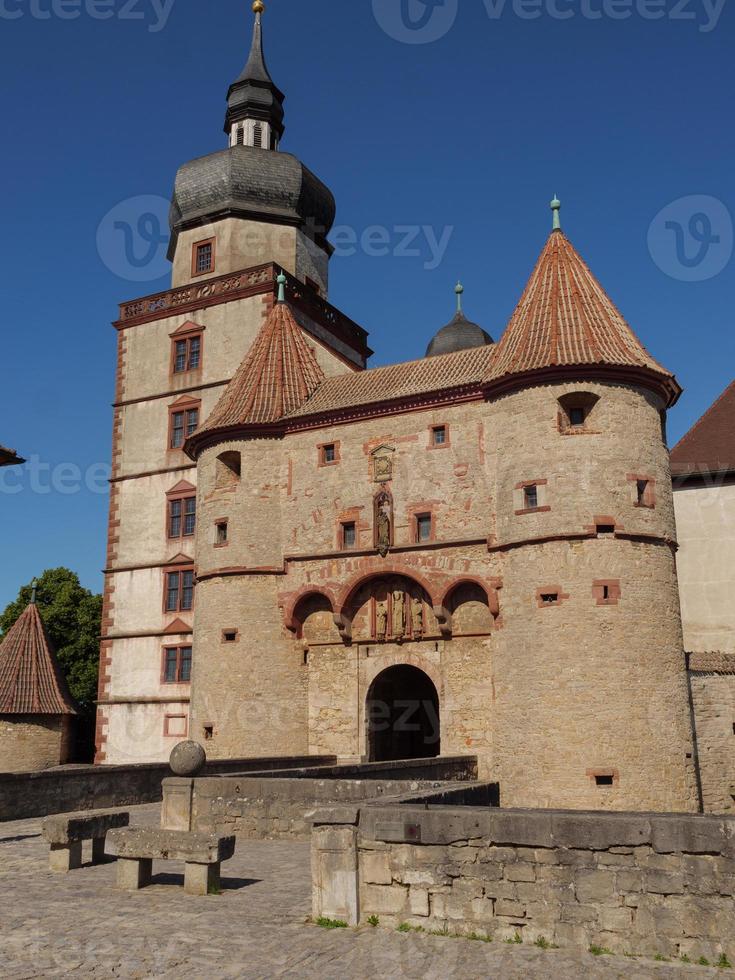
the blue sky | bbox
[0,0,733,608]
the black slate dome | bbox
[167,145,336,261]
[425,310,494,358]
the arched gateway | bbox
[366,665,440,762]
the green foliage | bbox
[0,569,102,713]
[534,937,558,950]
[699,957,711,966]
[397,923,424,934]
[718,953,733,969]
[367,915,379,927]
[589,945,613,956]
[505,932,523,945]
[654,953,669,962]
[315,917,348,929]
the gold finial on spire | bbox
[253,0,265,13]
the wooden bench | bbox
[41,810,130,873]
[105,827,236,896]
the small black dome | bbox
[425,311,494,358]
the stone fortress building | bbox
[97,2,726,815]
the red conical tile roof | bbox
[0,602,77,715]
[670,379,735,476]
[484,231,681,406]
[190,301,325,449]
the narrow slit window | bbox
[637,480,649,505]
[416,514,433,543]
[540,593,559,605]
[524,485,539,510]
[215,521,228,545]
[321,444,337,465]
[432,425,447,446]
[341,521,357,550]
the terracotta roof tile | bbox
[484,231,680,405]
[0,443,23,467]
[0,603,77,715]
[194,301,325,438]
[670,380,735,476]
[287,344,496,421]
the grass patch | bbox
[654,954,669,962]
[534,936,558,950]
[397,923,425,934]
[467,932,493,943]
[718,953,733,969]
[589,945,614,957]
[699,958,711,967]
[315,917,348,930]
[366,915,379,928]
[504,932,523,945]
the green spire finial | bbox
[276,271,287,303]
[551,194,561,231]
[30,579,38,604]
[455,281,464,313]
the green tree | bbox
[0,568,102,713]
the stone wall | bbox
[0,715,71,774]
[690,661,735,814]
[0,754,335,822]
[312,805,735,962]
[171,757,479,840]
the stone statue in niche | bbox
[411,595,424,638]
[392,590,406,640]
[376,601,388,642]
[374,490,393,558]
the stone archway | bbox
[366,664,440,762]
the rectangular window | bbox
[222,630,238,643]
[172,335,202,374]
[637,480,649,505]
[432,425,447,446]
[163,646,192,684]
[341,521,357,549]
[569,406,586,427]
[595,774,615,787]
[169,407,199,449]
[168,496,196,538]
[215,521,228,546]
[195,242,213,275]
[321,444,337,464]
[416,514,433,543]
[524,485,539,510]
[540,593,559,605]
[165,570,195,613]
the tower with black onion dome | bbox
[167,1,336,294]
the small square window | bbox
[341,521,357,549]
[569,406,586,427]
[321,444,337,465]
[524,485,539,510]
[432,425,447,446]
[203,725,214,741]
[540,593,559,605]
[416,514,433,543]
[215,521,228,545]
[194,241,214,276]
[595,774,615,787]
[596,524,615,536]
[164,714,188,738]
[222,630,238,643]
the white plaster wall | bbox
[675,482,735,654]
[104,702,189,765]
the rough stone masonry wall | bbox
[690,668,735,813]
[312,806,735,962]
[0,715,69,774]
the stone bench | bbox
[105,827,236,896]
[41,810,130,873]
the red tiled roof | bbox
[0,603,77,715]
[484,231,681,405]
[194,301,326,439]
[0,443,24,467]
[287,344,496,421]
[670,380,735,476]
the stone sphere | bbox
[169,740,206,777]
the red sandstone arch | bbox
[335,564,441,619]
[439,577,501,618]
[283,587,335,636]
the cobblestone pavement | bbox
[0,804,724,979]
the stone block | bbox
[361,884,408,915]
[116,857,152,891]
[597,906,633,932]
[560,903,598,924]
[488,811,554,848]
[161,779,194,831]
[311,825,359,926]
[106,828,235,864]
[48,841,82,873]
[651,816,727,855]
[505,862,536,882]
[616,870,643,893]
[408,887,429,916]
[574,869,616,904]
[184,861,220,896]
[645,871,685,895]
[494,899,526,919]
[42,810,130,845]
[551,813,651,850]
[361,851,392,885]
